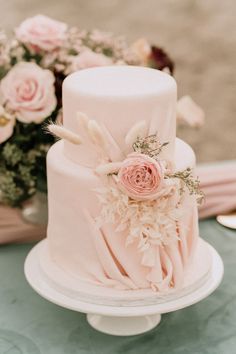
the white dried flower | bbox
[47,123,82,144]
[100,123,124,161]
[125,120,147,147]
[95,178,183,271]
[177,96,205,127]
[87,120,107,149]
[95,162,122,175]
[76,111,89,131]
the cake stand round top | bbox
[24,239,223,317]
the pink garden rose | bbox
[117,153,164,200]
[15,15,67,52]
[0,62,57,124]
[71,49,112,71]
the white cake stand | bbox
[24,241,223,336]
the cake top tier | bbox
[63,66,177,167]
[64,65,176,97]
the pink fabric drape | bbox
[0,204,46,244]
[197,161,236,219]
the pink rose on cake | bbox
[0,62,57,124]
[117,153,164,201]
[15,15,67,52]
[70,49,112,71]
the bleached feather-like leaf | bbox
[76,111,89,130]
[88,120,107,149]
[100,123,124,161]
[141,247,156,267]
[125,236,134,248]
[125,120,147,146]
[95,162,122,176]
[115,222,128,233]
[48,124,82,145]
[177,96,205,127]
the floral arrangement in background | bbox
[48,113,203,291]
[0,15,205,208]
[0,14,176,207]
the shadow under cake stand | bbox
[24,239,223,336]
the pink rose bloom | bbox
[117,153,164,200]
[15,15,67,52]
[0,62,57,124]
[71,50,112,71]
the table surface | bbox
[0,219,235,354]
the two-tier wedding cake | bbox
[42,66,211,305]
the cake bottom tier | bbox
[39,238,212,306]
[47,139,203,293]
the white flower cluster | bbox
[41,27,140,75]
[95,177,184,268]
[0,31,11,67]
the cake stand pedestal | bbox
[24,241,223,336]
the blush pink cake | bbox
[43,66,211,305]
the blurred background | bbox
[1,0,235,162]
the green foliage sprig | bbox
[166,167,204,204]
[132,134,169,159]
[0,120,53,206]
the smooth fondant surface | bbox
[62,67,177,167]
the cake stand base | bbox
[24,240,223,336]
[87,313,161,336]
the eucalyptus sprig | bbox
[166,167,204,204]
[132,134,169,159]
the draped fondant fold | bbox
[47,139,199,291]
